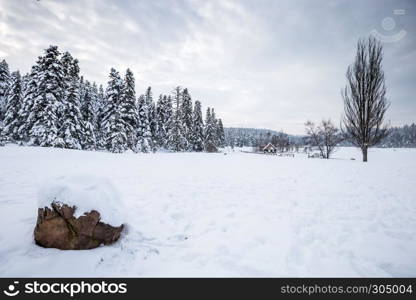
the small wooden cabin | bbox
[263,143,277,153]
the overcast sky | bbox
[0,0,415,134]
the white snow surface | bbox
[0,145,415,277]
[38,175,124,225]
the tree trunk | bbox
[362,146,368,162]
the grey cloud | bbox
[0,0,415,134]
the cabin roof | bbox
[262,143,277,150]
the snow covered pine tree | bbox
[181,88,193,151]
[204,107,217,152]
[80,81,97,150]
[137,93,152,153]
[57,52,84,149]
[28,46,65,147]
[3,71,23,141]
[156,94,173,149]
[168,86,187,151]
[191,100,204,151]
[217,118,225,148]
[0,59,10,123]
[101,68,128,153]
[120,69,138,151]
[146,87,158,152]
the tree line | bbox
[224,127,304,152]
[0,46,225,153]
[378,124,416,148]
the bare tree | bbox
[272,131,289,152]
[341,37,390,162]
[320,120,344,158]
[305,121,323,157]
[305,119,343,159]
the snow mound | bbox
[38,175,125,225]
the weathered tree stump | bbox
[34,202,124,250]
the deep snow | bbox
[38,175,124,225]
[0,145,415,277]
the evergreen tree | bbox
[149,100,157,150]
[144,87,157,151]
[168,86,186,151]
[59,52,76,120]
[17,66,38,142]
[217,118,225,148]
[101,68,127,153]
[165,95,174,149]
[0,126,5,146]
[181,88,193,150]
[121,69,138,150]
[156,94,173,149]
[191,100,204,151]
[15,72,30,141]
[211,108,218,144]
[3,71,23,141]
[137,94,152,152]
[94,84,106,149]
[57,52,84,149]
[91,83,102,116]
[0,59,10,123]
[29,45,64,147]
[80,81,96,150]
[210,108,220,147]
[204,107,217,152]
[79,76,87,100]
[20,73,30,100]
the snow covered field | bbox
[0,145,415,277]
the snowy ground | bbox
[0,145,415,277]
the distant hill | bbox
[225,124,416,148]
[224,127,303,147]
